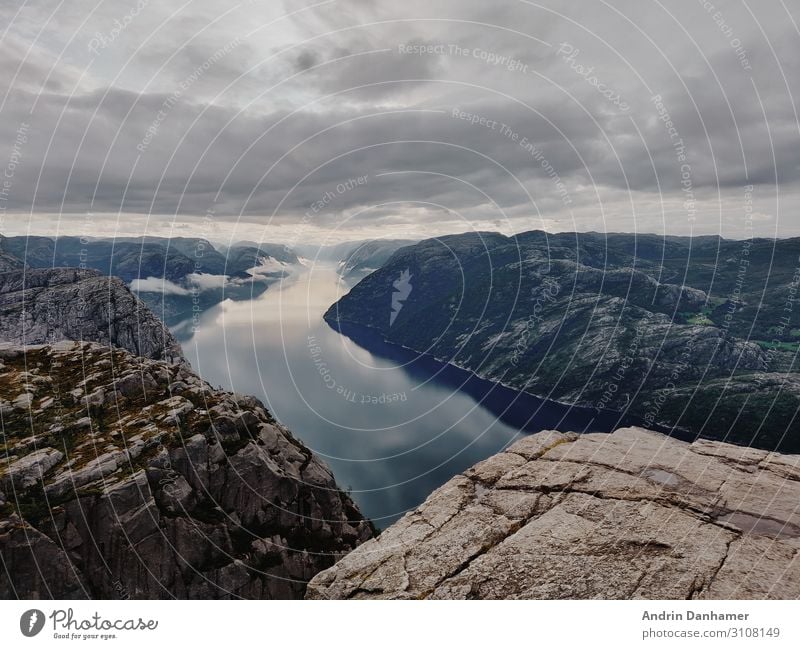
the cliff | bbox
[308,427,800,599]
[0,341,373,598]
[0,267,182,362]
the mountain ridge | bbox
[325,230,800,451]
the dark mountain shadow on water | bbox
[328,320,697,444]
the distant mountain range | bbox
[0,235,299,327]
[294,239,416,279]
[0,235,415,327]
[0,235,298,281]
[326,231,800,451]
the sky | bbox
[0,0,798,245]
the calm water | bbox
[177,265,639,526]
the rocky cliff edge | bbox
[0,267,182,362]
[308,427,800,599]
[0,342,373,599]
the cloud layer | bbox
[1,0,798,241]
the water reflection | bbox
[177,265,666,526]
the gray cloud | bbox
[1,0,799,240]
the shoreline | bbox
[325,316,696,444]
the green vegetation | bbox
[685,312,714,326]
[755,340,800,353]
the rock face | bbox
[0,267,182,362]
[0,342,373,599]
[308,427,800,600]
[325,231,800,451]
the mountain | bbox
[308,427,800,599]
[293,240,363,262]
[224,241,299,267]
[336,239,416,279]
[132,243,301,328]
[0,235,301,281]
[1,236,198,282]
[0,236,26,272]
[0,267,182,362]
[0,236,302,327]
[0,341,373,598]
[0,252,24,272]
[325,231,800,451]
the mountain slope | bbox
[294,238,416,279]
[336,239,416,279]
[0,235,304,327]
[325,231,800,451]
[0,236,26,272]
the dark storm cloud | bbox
[294,50,320,72]
[0,83,623,218]
[1,0,799,237]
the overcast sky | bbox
[1,0,798,244]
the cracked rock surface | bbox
[0,342,373,599]
[307,428,800,599]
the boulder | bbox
[1,448,64,489]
